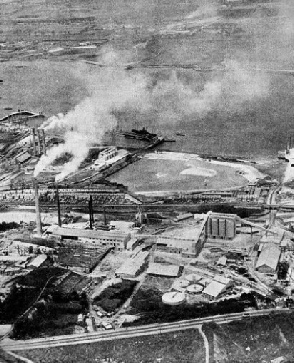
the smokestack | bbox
[37,129,42,155]
[41,129,46,155]
[89,195,94,229]
[103,206,107,226]
[32,128,36,156]
[56,183,61,227]
[34,178,42,236]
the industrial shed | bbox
[202,281,227,300]
[147,263,181,277]
[256,244,280,274]
[27,254,49,269]
[115,251,149,279]
[51,226,131,251]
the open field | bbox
[108,152,262,192]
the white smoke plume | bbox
[34,50,149,181]
[34,48,270,181]
[284,148,294,183]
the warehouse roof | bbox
[52,226,130,241]
[147,263,180,277]
[202,281,226,299]
[27,254,48,268]
[256,244,280,271]
[116,251,149,277]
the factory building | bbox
[115,251,149,279]
[27,254,49,269]
[51,226,131,251]
[202,281,228,301]
[256,243,280,274]
[156,215,208,257]
[99,147,117,161]
[147,263,181,278]
[206,212,237,240]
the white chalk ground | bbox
[208,159,266,183]
[0,210,60,224]
[180,165,217,177]
[145,151,266,183]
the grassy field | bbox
[203,312,294,362]
[16,329,206,363]
[108,156,248,192]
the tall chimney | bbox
[56,183,61,227]
[34,178,42,236]
[41,129,46,155]
[37,129,42,155]
[32,128,36,156]
[89,195,94,229]
[103,206,107,226]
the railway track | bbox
[2,308,290,351]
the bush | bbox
[94,280,137,313]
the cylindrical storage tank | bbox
[162,292,186,305]
[185,274,202,283]
[172,279,189,291]
[186,284,203,294]
[211,218,219,237]
[219,219,226,238]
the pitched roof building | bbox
[256,243,280,274]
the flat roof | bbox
[147,263,180,277]
[52,226,130,241]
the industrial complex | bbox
[0,106,294,347]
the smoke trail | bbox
[34,53,149,181]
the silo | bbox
[207,217,212,236]
[225,218,236,239]
[211,218,219,237]
[219,219,226,238]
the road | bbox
[198,325,209,363]
[1,308,290,351]
[266,187,278,227]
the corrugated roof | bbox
[202,281,226,298]
[52,226,130,241]
[256,244,280,271]
[147,263,180,277]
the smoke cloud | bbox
[34,47,271,181]
[150,59,269,123]
[34,50,149,181]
